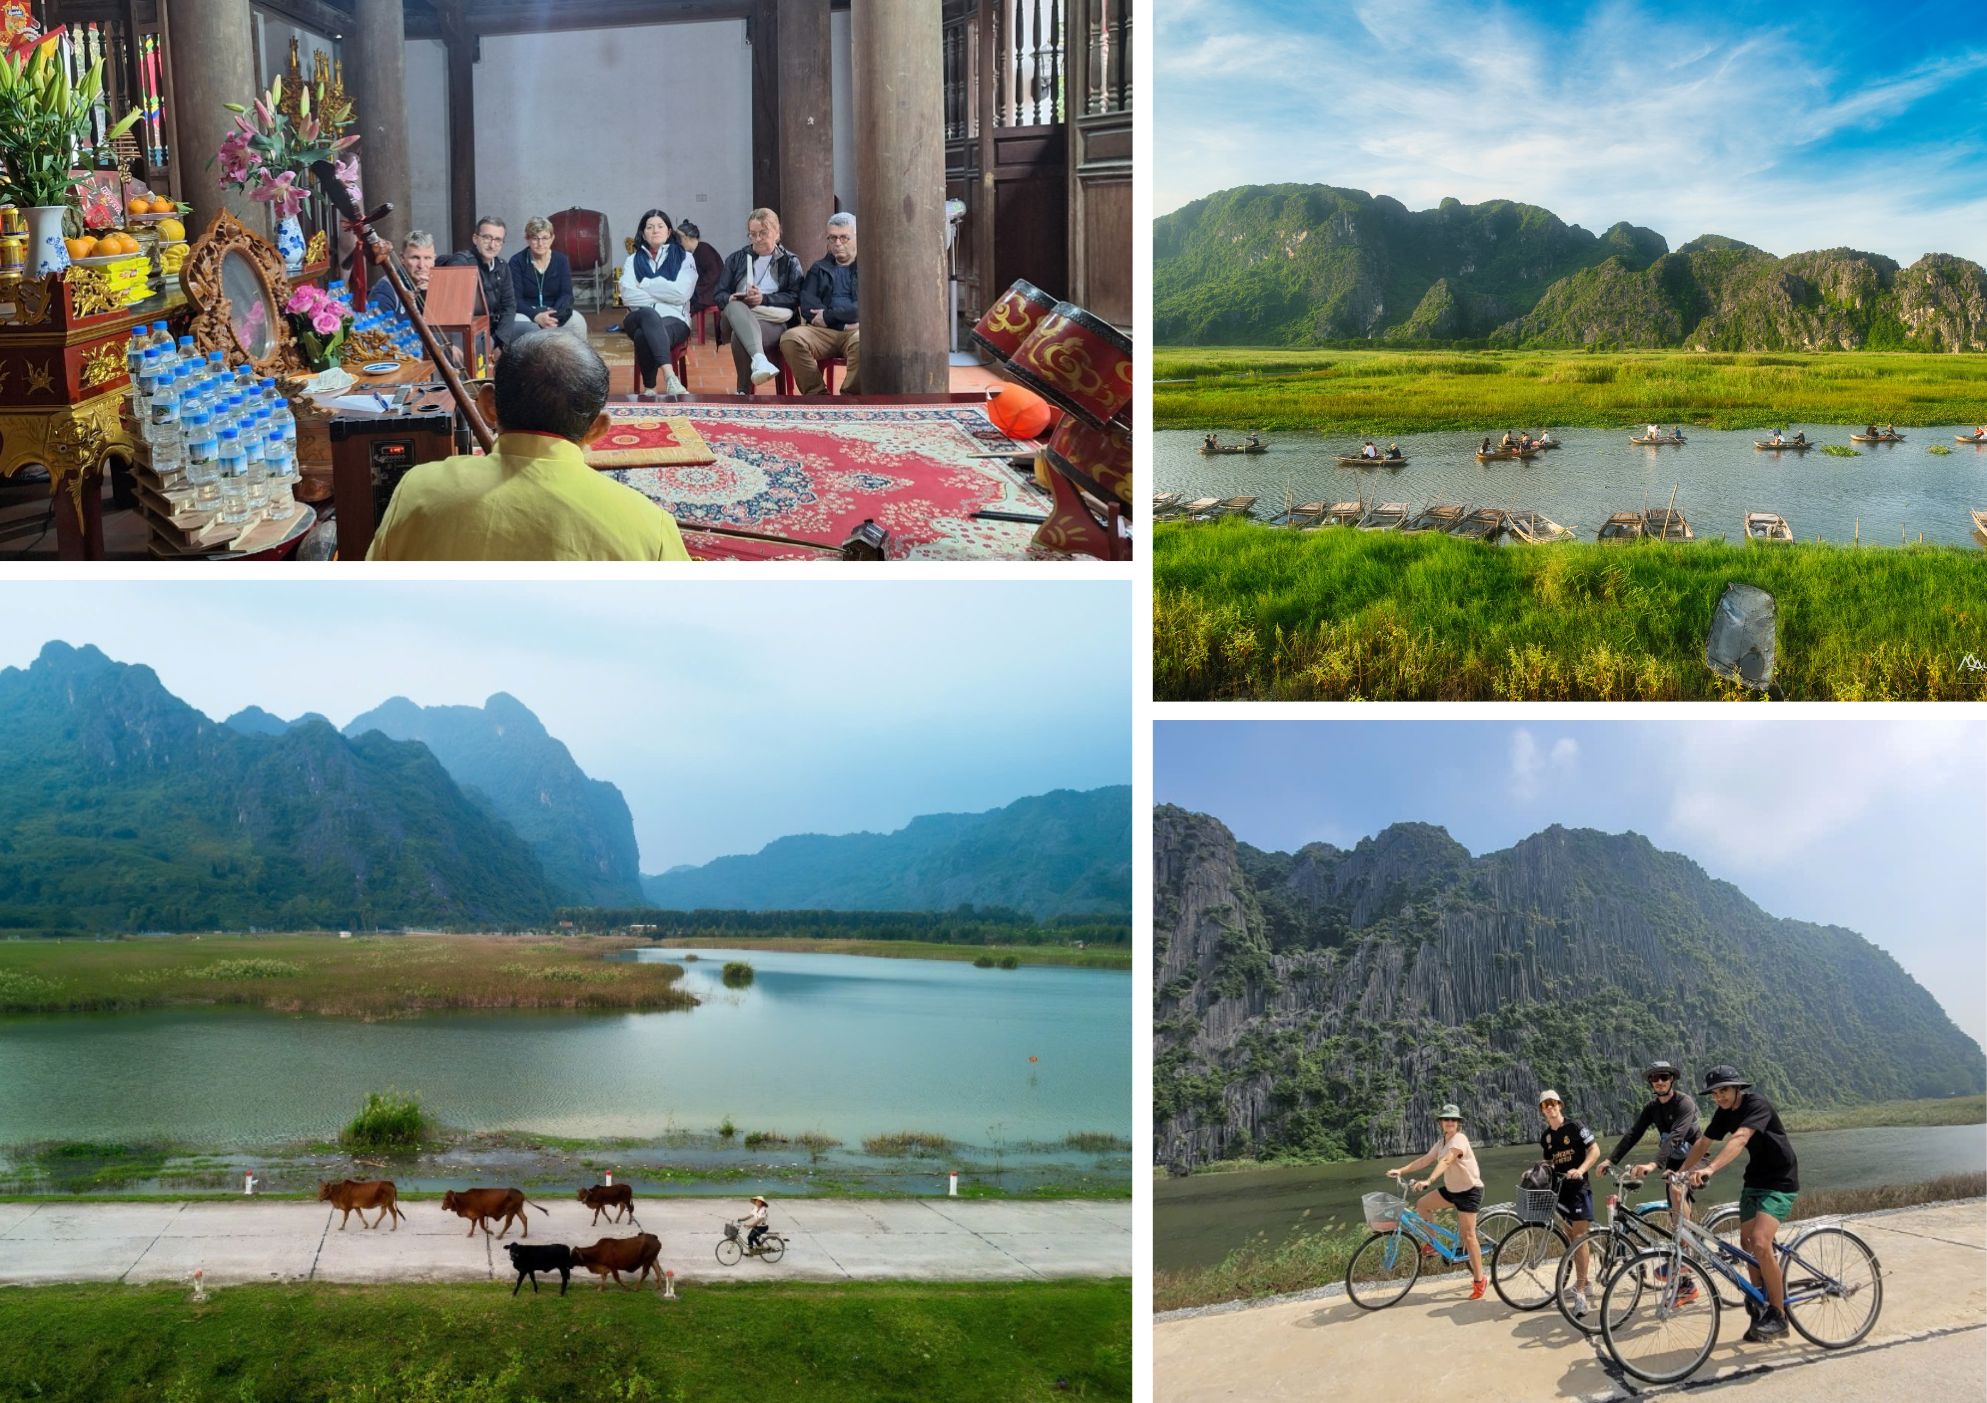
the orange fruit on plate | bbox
[149,196,175,214]
[65,236,96,259]
[126,196,152,216]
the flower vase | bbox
[26,205,70,278]
[277,215,306,272]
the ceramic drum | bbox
[1004,302,1133,430]
[1045,413,1133,510]
[971,279,1058,364]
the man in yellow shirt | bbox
[367,331,691,560]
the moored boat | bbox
[1449,507,1508,542]
[1597,511,1645,542]
[1267,501,1329,527]
[1505,509,1573,543]
[1152,492,1184,517]
[1972,508,1987,543]
[1357,501,1410,530]
[1643,505,1693,541]
[1744,511,1794,543]
[1401,503,1465,533]
[1179,497,1219,518]
[1200,495,1259,519]
[1321,500,1366,527]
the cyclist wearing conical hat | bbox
[1388,1102,1487,1300]
[1674,1066,1799,1342]
[1537,1090,1601,1317]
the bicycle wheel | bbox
[715,1237,742,1266]
[1781,1226,1882,1349]
[1701,1206,1748,1305]
[759,1233,787,1264]
[1490,1221,1569,1311]
[1474,1208,1518,1254]
[1345,1230,1421,1310]
[1601,1249,1719,1385]
[1557,1228,1639,1335]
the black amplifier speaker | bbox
[329,410,458,559]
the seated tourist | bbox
[508,217,588,344]
[368,231,438,316]
[620,208,695,397]
[678,221,726,318]
[1769,427,1784,443]
[367,332,690,562]
[1481,436,1493,455]
[780,212,861,396]
[715,208,805,392]
[441,216,521,354]
[1361,439,1378,458]
[1386,441,1403,459]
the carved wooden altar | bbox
[181,209,310,379]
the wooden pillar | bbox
[345,0,412,240]
[854,0,949,394]
[750,0,781,217]
[166,0,258,225]
[441,3,477,252]
[775,0,832,260]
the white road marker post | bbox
[662,1268,677,1301]
[605,1170,613,1186]
[243,1171,257,1195]
[948,1169,959,1197]
[191,1267,207,1302]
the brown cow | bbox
[571,1233,663,1291]
[440,1187,549,1239]
[318,1179,406,1231]
[576,1183,638,1226]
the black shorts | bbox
[1437,1184,1483,1214]
[1557,1180,1595,1223]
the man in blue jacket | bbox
[779,212,860,395]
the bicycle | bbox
[1553,1165,1694,1334]
[1343,1177,1504,1310]
[715,1220,787,1265]
[1488,1171,1590,1310]
[1608,1159,1748,1306]
[1598,1171,1883,1384]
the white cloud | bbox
[1510,728,1580,801]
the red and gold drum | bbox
[971,279,1058,364]
[1045,413,1133,510]
[550,207,610,277]
[1005,302,1133,430]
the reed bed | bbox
[1154,347,1987,433]
[657,936,1130,970]
[0,934,694,1019]
[863,1131,956,1157]
[1155,520,1984,701]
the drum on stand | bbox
[551,207,611,309]
[1004,302,1133,430]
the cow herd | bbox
[316,1178,663,1296]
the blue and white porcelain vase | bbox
[26,205,69,278]
[276,214,306,272]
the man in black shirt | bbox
[780,212,860,395]
[1677,1065,1799,1341]
[1597,1058,1701,1203]
[1537,1090,1599,1315]
[442,216,520,360]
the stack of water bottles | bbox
[125,321,302,539]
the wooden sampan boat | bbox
[1201,441,1269,455]
[1358,501,1410,530]
[1849,432,1905,443]
[1337,454,1407,466]
[1957,435,1987,444]
[1744,511,1794,543]
[1505,509,1572,543]
[1475,449,1538,461]
[1643,506,1693,541]
[1401,503,1464,533]
[1598,511,1646,541]
[972,279,1058,364]
[1321,500,1365,526]
[1449,507,1508,542]
[1754,440,1813,451]
[1629,436,1687,446]
[1006,301,1133,429]
[1970,508,1987,540]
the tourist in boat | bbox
[1882,422,1897,438]
[1792,431,1807,445]
[1388,1103,1488,1301]
[1768,427,1784,445]
[1386,441,1404,460]
[1865,423,1879,440]
[1361,439,1379,459]
[1973,426,1987,441]
[1481,436,1493,455]
[1500,430,1515,449]
[1646,423,1661,441]
[1247,433,1264,450]
[1203,433,1218,452]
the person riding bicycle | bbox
[1388,1102,1487,1300]
[1674,1066,1798,1342]
[734,1195,771,1252]
[1597,1059,1703,1303]
[1536,1090,1599,1317]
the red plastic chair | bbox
[767,343,842,396]
[693,305,722,345]
[626,339,692,396]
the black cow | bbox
[505,1241,574,1296]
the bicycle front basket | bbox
[724,1222,740,1242]
[1361,1192,1402,1231]
[1517,1187,1558,1223]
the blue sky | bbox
[0,583,1131,873]
[1157,0,1987,263]
[1157,719,1987,1048]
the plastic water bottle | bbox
[125,327,150,384]
[133,346,163,423]
[233,360,256,392]
[217,428,249,526]
[258,379,296,443]
[241,411,270,517]
[262,420,296,511]
[184,411,218,505]
[148,368,182,473]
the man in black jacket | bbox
[714,207,805,393]
[442,216,520,359]
[779,212,860,395]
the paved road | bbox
[1156,1200,1986,1401]
[0,1197,1129,1288]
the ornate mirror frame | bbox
[182,210,307,377]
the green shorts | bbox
[1739,1188,1797,1223]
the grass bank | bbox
[657,936,1132,970]
[1154,347,1987,434]
[0,934,694,1019]
[1155,520,1984,700]
[1154,1173,1984,1313]
[1779,1095,1986,1132]
[0,1278,1132,1403]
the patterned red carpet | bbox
[598,402,1053,559]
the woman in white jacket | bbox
[619,208,697,396]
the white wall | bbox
[404,39,451,243]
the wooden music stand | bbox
[423,263,489,373]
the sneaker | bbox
[660,368,687,397]
[1673,1279,1699,1306]
[1749,1309,1788,1341]
[1470,1277,1487,1301]
[1418,1242,1435,1258]
[637,387,657,401]
[749,353,779,385]
[1571,1288,1589,1318]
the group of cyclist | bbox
[1389,1060,1800,1342]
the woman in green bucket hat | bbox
[1390,1102,1487,1299]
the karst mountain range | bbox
[1155,184,1987,350]
[0,642,1129,931]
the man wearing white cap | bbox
[1538,1090,1600,1316]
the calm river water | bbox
[1155,1123,1987,1271]
[0,948,1130,1151]
[1157,428,1987,546]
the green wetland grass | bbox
[1154,347,1987,434]
[1155,520,1985,701]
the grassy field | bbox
[0,934,693,1019]
[659,936,1132,971]
[1154,1172,1984,1313]
[1155,520,1985,700]
[0,1278,1132,1403]
[1780,1095,1986,1132]
[1154,347,1987,434]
